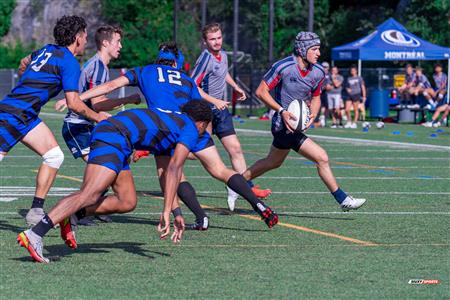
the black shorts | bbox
[347,94,362,102]
[272,129,309,152]
[212,108,236,139]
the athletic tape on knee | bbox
[42,146,64,169]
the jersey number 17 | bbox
[157,67,182,86]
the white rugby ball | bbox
[286,99,310,132]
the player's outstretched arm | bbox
[65,92,109,123]
[92,93,142,112]
[79,76,130,102]
[159,143,190,242]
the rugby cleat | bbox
[25,208,45,227]
[340,196,366,211]
[132,150,150,162]
[17,229,49,263]
[60,215,78,249]
[186,217,209,231]
[261,207,278,228]
[226,187,239,211]
[252,185,272,199]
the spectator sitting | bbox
[412,67,433,108]
[423,63,448,107]
[398,64,416,104]
[328,66,344,128]
[422,103,449,128]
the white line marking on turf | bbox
[0,197,18,202]
[236,128,450,151]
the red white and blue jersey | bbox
[433,73,448,90]
[65,53,109,125]
[125,64,201,112]
[0,44,80,124]
[191,49,228,102]
[263,55,325,132]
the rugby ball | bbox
[286,99,310,132]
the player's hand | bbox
[96,111,111,123]
[215,100,230,110]
[281,110,297,133]
[234,86,247,101]
[54,99,67,112]
[303,113,315,132]
[158,212,171,240]
[171,215,185,243]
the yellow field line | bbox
[201,204,378,246]
[32,169,82,182]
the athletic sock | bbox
[227,174,266,214]
[75,208,87,220]
[332,187,348,204]
[31,197,45,209]
[31,214,54,238]
[177,182,207,222]
[247,180,255,188]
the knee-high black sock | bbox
[227,174,266,214]
[177,182,207,222]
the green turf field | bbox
[1,106,449,299]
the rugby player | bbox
[0,15,108,226]
[54,25,141,224]
[242,32,366,211]
[191,23,271,211]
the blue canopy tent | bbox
[332,18,450,105]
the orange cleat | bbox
[252,185,272,198]
[133,150,150,162]
[60,216,78,249]
[17,230,49,263]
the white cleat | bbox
[226,186,239,212]
[350,123,357,129]
[340,196,366,211]
[17,229,49,263]
[421,121,433,128]
[344,122,352,128]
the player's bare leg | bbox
[20,122,64,226]
[298,138,365,210]
[243,146,290,180]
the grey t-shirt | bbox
[328,74,344,95]
[346,76,364,95]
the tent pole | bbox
[358,59,362,76]
[447,58,450,104]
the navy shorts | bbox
[347,94,362,102]
[212,108,236,139]
[272,129,309,152]
[62,122,94,159]
[0,112,42,153]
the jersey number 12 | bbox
[157,67,182,86]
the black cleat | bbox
[186,217,209,231]
[261,207,278,228]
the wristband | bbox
[172,207,182,217]
[278,107,285,114]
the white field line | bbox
[1,176,449,180]
[236,128,450,151]
[0,211,448,216]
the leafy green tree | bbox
[0,0,15,37]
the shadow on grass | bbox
[0,220,25,234]
[109,215,160,226]
[13,241,170,263]
[136,190,225,200]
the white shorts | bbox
[327,94,342,109]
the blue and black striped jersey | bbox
[92,108,204,155]
[0,44,80,123]
[125,64,201,112]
